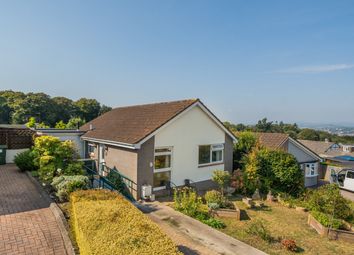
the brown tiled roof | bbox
[80,99,199,144]
[257,132,289,150]
[297,140,335,155]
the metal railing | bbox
[80,159,136,201]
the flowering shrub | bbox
[70,190,181,255]
[52,175,89,202]
[204,190,225,208]
[281,239,297,252]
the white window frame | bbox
[153,147,173,191]
[305,163,318,177]
[198,143,224,166]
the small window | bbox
[154,147,172,171]
[198,144,224,165]
[305,163,317,177]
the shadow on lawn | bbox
[177,245,201,255]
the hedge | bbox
[70,190,181,255]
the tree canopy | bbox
[0,90,112,127]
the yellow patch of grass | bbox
[70,190,181,255]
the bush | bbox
[244,148,304,196]
[311,211,343,229]
[212,170,231,196]
[52,175,89,202]
[201,218,226,229]
[281,239,297,252]
[306,184,353,221]
[246,220,273,243]
[14,150,36,172]
[70,190,181,255]
[63,162,84,176]
[205,190,225,208]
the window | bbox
[198,144,224,165]
[305,163,318,177]
[153,147,172,190]
[347,171,354,179]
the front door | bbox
[153,147,172,191]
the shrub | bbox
[246,220,273,243]
[201,218,226,229]
[63,162,84,176]
[70,190,181,255]
[173,187,204,217]
[306,184,353,221]
[205,190,225,207]
[281,239,297,252]
[244,148,304,196]
[52,175,89,202]
[14,150,36,172]
[212,170,231,196]
[311,211,343,229]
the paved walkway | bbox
[139,201,266,255]
[341,189,354,202]
[0,164,67,255]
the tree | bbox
[99,105,112,115]
[297,128,320,141]
[66,117,85,129]
[233,131,257,170]
[212,170,231,197]
[255,118,273,132]
[74,98,101,122]
[0,96,10,123]
[52,97,77,123]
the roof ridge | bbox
[110,98,199,111]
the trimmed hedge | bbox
[70,190,181,255]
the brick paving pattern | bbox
[0,164,67,255]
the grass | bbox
[218,200,354,255]
[70,190,181,255]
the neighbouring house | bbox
[257,133,322,187]
[80,99,237,199]
[35,128,86,158]
[298,139,354,180]
[0,124,35,163]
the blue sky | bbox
[1,1,354,124]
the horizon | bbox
[1,1,354,124]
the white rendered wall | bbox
[154,106,225,186]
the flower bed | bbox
[70,190,181,255]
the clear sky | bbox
[1,1,353,125]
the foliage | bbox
[201,217,226,229]
[52,175,89,202]
[205,190,226,208]
[297,128,320,141]
[233,131,257,169]
[212,170,231,196]
[31,170,39,177]
[246,219,273,243]
[14,150,37,171]
[33,136,81,183]
[244,148,303,196]
[70,190,181,255]
[66,117,85,129]
[281,239,297,252]
[25,117,36,128]
[55,120,66,129]
[0,90,110,126]
[106,169,126,192]
[306,184,353,221]
[311,211,343,229]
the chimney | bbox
[89,124,94,131]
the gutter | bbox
[81,136,140,149]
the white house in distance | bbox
[80,99,237,199]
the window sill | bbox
[198,162,224,168]
[305,174,319,178]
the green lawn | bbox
[218,200,354,255]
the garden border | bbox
[308,214,354,243]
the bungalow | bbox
[80,99,237,199]
[257,133,322,187]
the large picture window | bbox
[198,144,224,165]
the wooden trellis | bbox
[0,128,35,149]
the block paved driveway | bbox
[0,164,67,255]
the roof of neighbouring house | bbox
[257,132,289,150]
[297,140,336,155]
[80,99,236,146]
[0,124,28,129]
